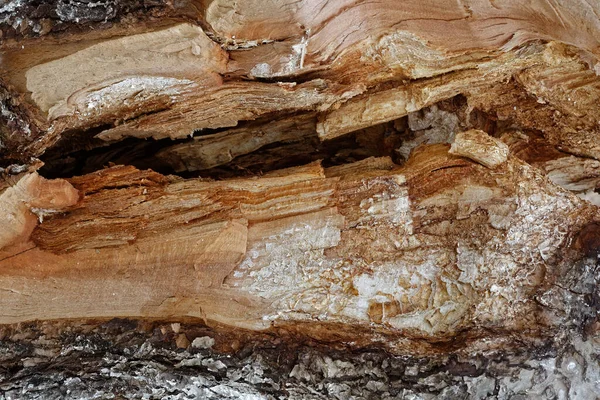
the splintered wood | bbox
[0,146,598,354]
[1,0,600,359]
[3,1,600,162]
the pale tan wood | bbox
[0,142,597,354]
[4,0,600,163]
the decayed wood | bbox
[501,130,600,204]
[0,171,77,250]
[0,133,597,356]
[2,0,600,397]
[449,130,509,169]
[155,113,318,172]
[3,1,600,166]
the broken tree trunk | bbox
[1,1,600,398]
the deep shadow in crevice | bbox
[39,136,178,179]
[39,116,410,180]
[39,95,479,181]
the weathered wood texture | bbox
[1,139,598,357]
[2,1,600,164]
[1,0,600,398]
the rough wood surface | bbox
[1,142,598,357]
[1,0,600,398]
[3,1,600,163]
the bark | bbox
[1,1,600,398]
